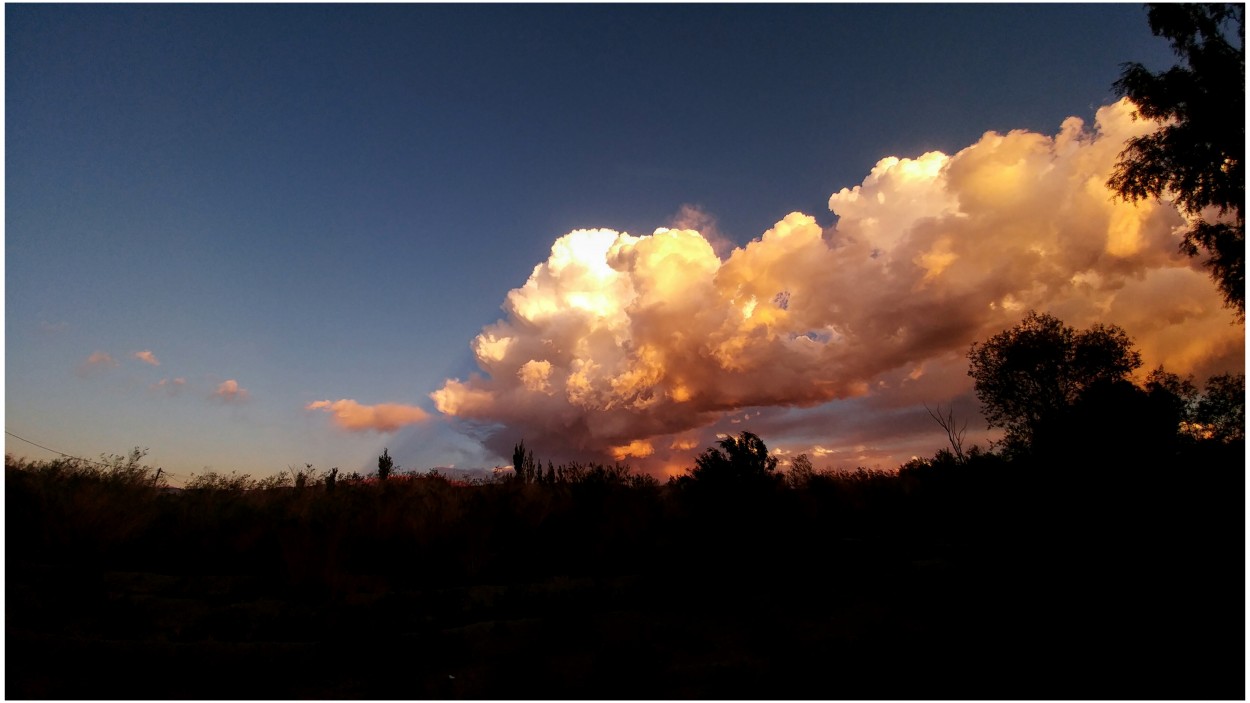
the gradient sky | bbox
[6,3,1241,483]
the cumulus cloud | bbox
[132,350,160,366]
[306,399,430,433]
[433,99,1244,473]
[77,351,118,376]
[212,379,249,403]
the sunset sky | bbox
[6,4,1243,483]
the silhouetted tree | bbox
[968,311,1142,454]
[1194,372,1245,441]
[511,441,539,483]
[512,441,527,482]
[925,403,969,463]
[1144,366,1200,436]
[378,448,394,481]
[1145,366,1199,411]
[325,467,338,493]
[690,431,780,486]
[1051,377,1168,464]
[1110,3,1244,316]
[785,453,815,489]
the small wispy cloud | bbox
[76,350,118,376]
[306,398,430,433]
[667,203,734,258]
[131,350,160,366]
[212,379,249,403]
[153,377,187,395]
[669,437,700,451]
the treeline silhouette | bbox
[6,312,1244,699]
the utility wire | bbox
[4,430,181,476]
[5,430,105,464]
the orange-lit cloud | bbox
[212,379,249,403]
[77,351,118,376]
[611,439,655,461]
[433,99,1243,472]
[132,350,160,366]
[306,399,430,433]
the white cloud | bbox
[132,350,160,366]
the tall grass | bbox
[7,436,1243,699]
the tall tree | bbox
[967,311,1142,453]
[511,441,528,483]
[377,448,394,481]
[1108,4,1245,317]
[511,440,539,483]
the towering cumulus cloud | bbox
[432,100,1243,472]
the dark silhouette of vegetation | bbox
[512,440,539,483]
[376,447,394,481]
[1110,3,1245,315]
[968,310,1142,455]
[677,430,781,489]
[925,402,969,463]
[784,452,815,488]
[969,310,1244,467]
[1194,370,1246,441]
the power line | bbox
[5,430,103,463]
[4,430,181,476]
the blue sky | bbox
[8,3,1237,482]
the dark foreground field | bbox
[6,449,1245,699]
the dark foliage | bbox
[968,310,1142,454]
[512,440,539,484]
[1110,3,1245,315]
[683,430,782,489]
[1195,371,1246,441]
[8,400,1243,699]
[376,448,394,481]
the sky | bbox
[6,3,1244,483]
